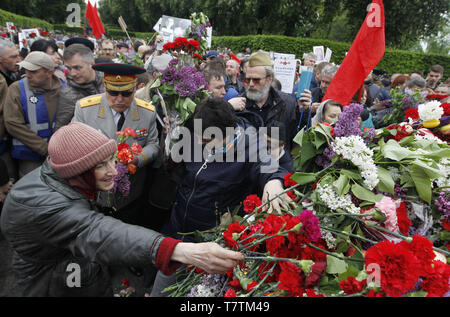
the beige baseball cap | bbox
[17,51,55,71]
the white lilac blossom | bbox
[188,274,226,297]
[434,158,450,188]
[418,100,444,122]
[332,135,379,190]
[320,217,338,249]
[316,183,361,214]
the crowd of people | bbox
[0,28,448,297]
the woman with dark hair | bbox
[30,39,65,80]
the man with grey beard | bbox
[242,52,311,153]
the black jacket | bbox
[243,87,301,153]
[163,112,288,240]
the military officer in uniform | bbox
[72,63,159,226]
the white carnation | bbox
[418,100,444,121]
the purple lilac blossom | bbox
[111,162,130,196]
[435,191,450,222]
[334,103,364,137]
[315,145,336,168]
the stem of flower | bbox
[365,223,450,256]
[306,243,365,263]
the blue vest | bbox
[11,78,64,161]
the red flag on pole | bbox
[85,1,105,39]
[323,0,385,106]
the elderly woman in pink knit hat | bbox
[0,122,243,297]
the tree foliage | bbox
[0,0,85,25]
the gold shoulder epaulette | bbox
[135,98,155,112]
[80,95,102,108]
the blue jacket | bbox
[164,112,288,239]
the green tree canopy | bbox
[0,0,85,25]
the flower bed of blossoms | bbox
[162,93,450,298]
[163,94,450,297]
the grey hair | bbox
[227,59,239,69]
[321,64,339,78]
[0,39,16,57]
[264,65,275,78]
[406,77,426,89]
[304,52,317,60]
[63,43,94,63]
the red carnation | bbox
[366,289,386,297]
[123,128,137,139]
[283,173,298,188]
[117,143,129,152]
[443,219,450,231]
[224,288,237,297]
[243,195,262,214]
[188,39,200,51]
[193,53,204,60]
[223,222,247,249]
[400,235,436,273]
[117,148,133,165]
[404,108,420,121]
[163,42,174,51]
[396,202,412,236]
[262,214,287,255]
[339,276,367,295]
[427,94,448,101]
[440,103,450,116]
[246,281,258,293]
[364,240,421,297]
[279,261,305,297]
[121,278,130,288]
[305,289,324,297]
[421,260,450,297]
[131,143,143,156]
[11,26,16,30]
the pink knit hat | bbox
[49,122,117,179]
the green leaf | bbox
[411,160,442,180]
[298,140,317,168]
[313,133,327,149]
[407,291,428,297]
[334,174,350,196]
[150,77,161,89]
[408,166,432,203]
[326,254,348,274]
[341,169,362,181]
[293,129,305,147]
[351,184,383,203]
[291,172,317,185]
[381,140,416,161]
[375,166,395,195]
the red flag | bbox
[85,1,105,39]
[323,0,385,106]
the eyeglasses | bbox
[243,76,268,84]
[106,89,134,97]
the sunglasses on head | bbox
[106,89,134,97]
[243,76,268,84]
